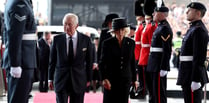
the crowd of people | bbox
[0,0,209,103]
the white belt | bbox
[135,41,141,45]
[180,56,193,61]
[22,34,37,40]
[141,44,150,47]
[150,47,163,52]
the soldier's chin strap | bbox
[156,0,165,7]
[157,0,163,8]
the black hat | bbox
[109,18,130,32]
[155,6,169,12]
[130,25,136,30]
[176,31,181,36]
[102,13,119,27]
[143,0,157,18]
[134,0,145,16]
[187,2,206,11]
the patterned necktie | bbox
[68,36,74,64]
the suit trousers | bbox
[7,68,34,103]
[182,85,203,103]
[56,91,85,103]
[56,73,85,103]
[39,68,48,92]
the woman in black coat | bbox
[99,18,138,103]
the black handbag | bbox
[129,84,143,99]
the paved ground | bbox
[1,83,209,103]
[1,68,209,103]
[0,87,186,103]
[0,82,185,103]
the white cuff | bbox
[191,81,201,92]
[10,66,22,78]
[160,70,168,77]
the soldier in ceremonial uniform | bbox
[2,0,37,103]
[134,0,146,99]
[138,0,157,101]
[176,2,209,103]
[146,6,173,103]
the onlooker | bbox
[172,31,182,69]
[38,31,52,92]
[127,25,136,39]
[48,13,93,103]
[91,35,101,93]
[97,13,119,64]
[99,18,138,103]
[2,0,37,102]
[176,2,209,103]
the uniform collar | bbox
[158,20,167,25]
[189,20,202,26]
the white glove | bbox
[10,66,22,78]
[160,70,168,77]
[191,81,201,92]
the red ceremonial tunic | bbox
[139,21,157,65]
[134,23,144,61]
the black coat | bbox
[177,20,209,86]
[97,28,112,62]
[99,37,136,103]
[99,37,136,82]
[49,32,93,93]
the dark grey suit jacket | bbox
[38,38,50,71]
[49,31,93,93]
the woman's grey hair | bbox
[111,27,130,36]
[62,13,79,25]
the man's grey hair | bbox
[62,13,79,25]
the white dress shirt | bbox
[66,31,78,56]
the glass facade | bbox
[50,0,135,28]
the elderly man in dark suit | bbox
[2,0,37,103]
[49,13,93,103]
